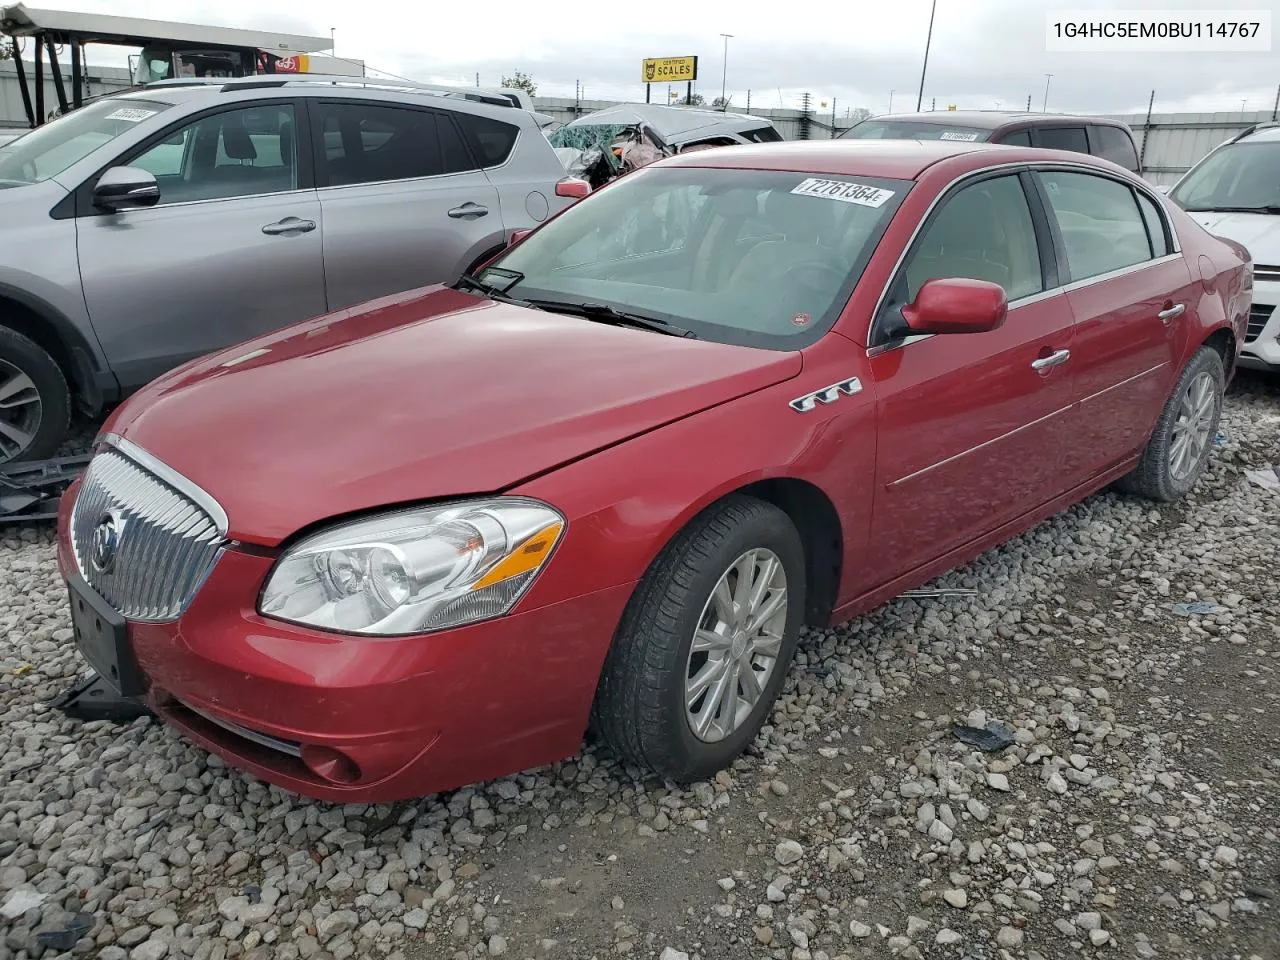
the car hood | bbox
[1184,211,1280,263]
[108,286,803,546]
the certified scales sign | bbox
[642,56,698,85]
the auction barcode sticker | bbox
[939,131,980,141]
[105,107,157,123]
[791,178,895,208]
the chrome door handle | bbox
[1031,348,1071,372]
[447,203,489,219]
[262,217,316,235]
[1158,303,1185,323]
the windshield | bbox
[480,166,911,349]
[0,98,172,188]
[1169,141,1280,213]
[840,120,991,142]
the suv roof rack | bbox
[1229,119,1280,144]
[218,74,524,109]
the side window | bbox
[1038,171,1152,280]
[744,126,783,143]
[1034,126,1089,154]
[1090,125,1140,171]
[453,113,519,168]
[315,102,446,186]
[902,174,1044,302]
[127,104,297,204]
[437,114,476,174]
[1135,191,1172,257]
[994,129,1032,147]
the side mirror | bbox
[508,228,533,247]
[902,277,1008,335]
[92,166,160,210]
[555,177,591,200]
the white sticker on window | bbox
[104,107,157,123]
[939,131,980,142]
[791,177,895,208]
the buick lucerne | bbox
[57,140,1251,802]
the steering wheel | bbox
[782,260,846,292]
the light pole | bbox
[330,27,335,55]
[719,33,733,108]
[1042,73,1053,112]
[889,88,895,112]
[916,0,938,111]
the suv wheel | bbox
[0,326,70,464]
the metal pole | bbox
[71,40,82,109]
[1138,88,1154,172]
[11,39,35,128]
[1272,83,1279,121]
[646,83,651,104]
[719,33,732,108]
[1026,94,1031,111]
[34,37,44,125]
[889,89,895,113]
[46,38,68,115]
[1042,73,1053,112]
[831,97,836,138]
[915,0,938,111]
[330,28,335,55]
[746,89,751,111]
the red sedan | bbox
[56,140,1251,802]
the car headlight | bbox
[258,498,565,635]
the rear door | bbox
[1032,167,1193,478]
[862,170,1077,588]
[76,100,328,390]
[309,99,504,311]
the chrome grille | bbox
[71,442,225,621]
[1246,304,1274,344]
[1254,264,1280,284]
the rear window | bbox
[455,113,519,167]
[994,129,1032,147]
[1090,124,1140,171]
[1034,126,1089,153]
[840,120,990,142]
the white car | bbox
[1167,122,1280,373]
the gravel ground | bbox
[1,373,1277,960]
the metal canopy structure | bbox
[0,4,333,126]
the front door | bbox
[1033,169,1191,478]
[77,101,327,390]
[862,171,1077,589]
[309,100,504,311]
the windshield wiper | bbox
[524,298,696,338]
[1184,205,1280,214]
[451,272,540,308]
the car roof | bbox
[564,102,773,138]
[1239,124,1280,142]
[864,110,1129,130]
[655,139,1132,180]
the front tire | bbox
[1117,346,1224,501]
[591,495,806,782]
[0,326,70,465]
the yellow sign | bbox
[643,56,698,85]
[947,104,957,111]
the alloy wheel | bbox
[1168,370,1217,482]
[684,547,788,743]
[0,358,43,463]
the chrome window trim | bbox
[102,433,229,536]
[109,185,312,211]
[865,159,1182,352]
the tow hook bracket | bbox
[50,671,151,724]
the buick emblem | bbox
[90,513,122,574]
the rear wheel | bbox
[0,325,71,465]
[591,495,805,781]
[1117,346,1224,501]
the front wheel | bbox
[1117,346,1225,501]
[0,326,71,465]
[591,495,806,782]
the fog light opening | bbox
[301,745,361,784]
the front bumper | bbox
[1240,288,1279,372]
[56,493,633,803]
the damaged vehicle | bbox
[548,103,782,189]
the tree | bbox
[849,107,871,122]
[500,70,537,97]
[681,92,705,106]
[0,40,11,61]
[711,95,731,111]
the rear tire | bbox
[591,495,805,782]
[0,325,70,465]
[1117,346,1224,502]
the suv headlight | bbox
[259,498,564,635]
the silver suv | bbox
[0,76,581,463]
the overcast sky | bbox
[41,0,1280,116]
